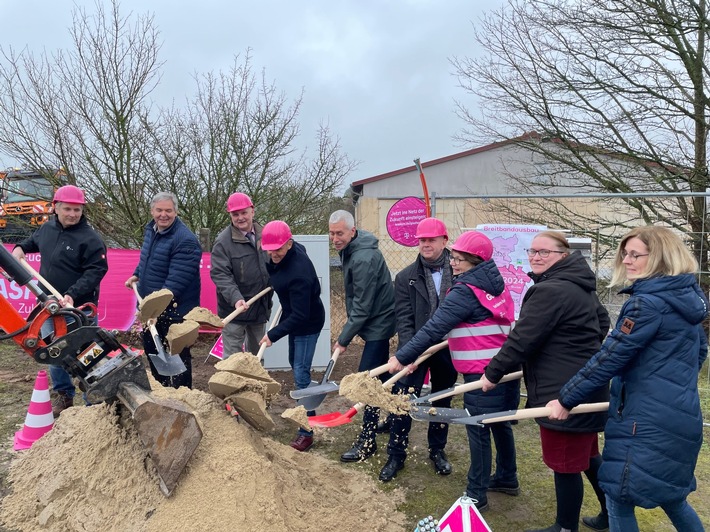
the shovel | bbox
[452,401,610,426]
[308,340,448,428]
[294,347,343,411]
[408,370,524,423]
[289,354,392,401]
[131,283,187,376]
[289,339,449,402]
[411,370,524,407]
[254,305,283,363]
[188,287,272,328]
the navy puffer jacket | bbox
[133,218,202,318]
[559,273,708,507]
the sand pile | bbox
[183,306,224,327]
[339,372,411,415]
[0,386,407,532]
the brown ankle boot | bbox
[52,392,74,417]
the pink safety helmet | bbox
[414,217,448,239]
[53,185,86,205]
[452,231,493,261]
[261,220,293,250]
[227,192,253,212]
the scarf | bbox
[420,248,452,316]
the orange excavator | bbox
[0,243,202,496]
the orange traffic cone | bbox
[14,370,55,451]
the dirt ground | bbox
[0,338,412,532]
[1,336,706,531]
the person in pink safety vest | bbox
[388,230,520,513]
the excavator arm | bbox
[0,243,201,496]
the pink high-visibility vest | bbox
[448,284,515,374]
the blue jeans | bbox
[462,373,519,503]
[606,495,705,532]
[289,333,320,436]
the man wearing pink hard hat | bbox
[12,184,108,416]
[210,192,273,358]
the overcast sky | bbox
[0,0,504,186]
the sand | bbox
[183,307,223,328]
[214,352,281,395]
[137,289,173,322]
[0,386,407,532]
[281,405,311,431]
[166,320,199,353]
[339,372,411,415]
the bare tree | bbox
[453,0,710,270]
[0,2,352,247]
[149,53,354,237]
[0,0,163,246]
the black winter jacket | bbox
[394,250,452,349]
[17,216,108,306]
[484,251,611,432]
[266,242,325,343]
[210,222,272,324]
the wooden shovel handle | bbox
[480,401,610,425]
[20,257,65,302]
[367,339,450,380]
[255,305,282,362]
[348,342,448,414]
[222,287,272,326]
[131,281,143,303]
[432,370,524,403]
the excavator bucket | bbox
[116,382,203,496]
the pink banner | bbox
[1,244,218,331]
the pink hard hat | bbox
[53,185,86,205]
[415,217,448,239]
[227,192,253,212]
[452,231,493,261]
[261,220,293,250]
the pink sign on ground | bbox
[1,244,218,331]
[386,196,427,247]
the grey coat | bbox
[210,221,272,323]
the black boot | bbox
[378,455,405,482]
[340,438,377,462]
[429,449,452,475]
[581,513,608,531]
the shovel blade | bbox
[409,405,471,423]
[147,351,187,377]
[297,392,328,411]
[308,406,359,428]
[290,381,339,400]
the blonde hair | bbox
[533,230,571,253]
[610,226,698,286]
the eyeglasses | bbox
[450,256,468,265]
[525,249,566,258]
[621,250,649,262]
